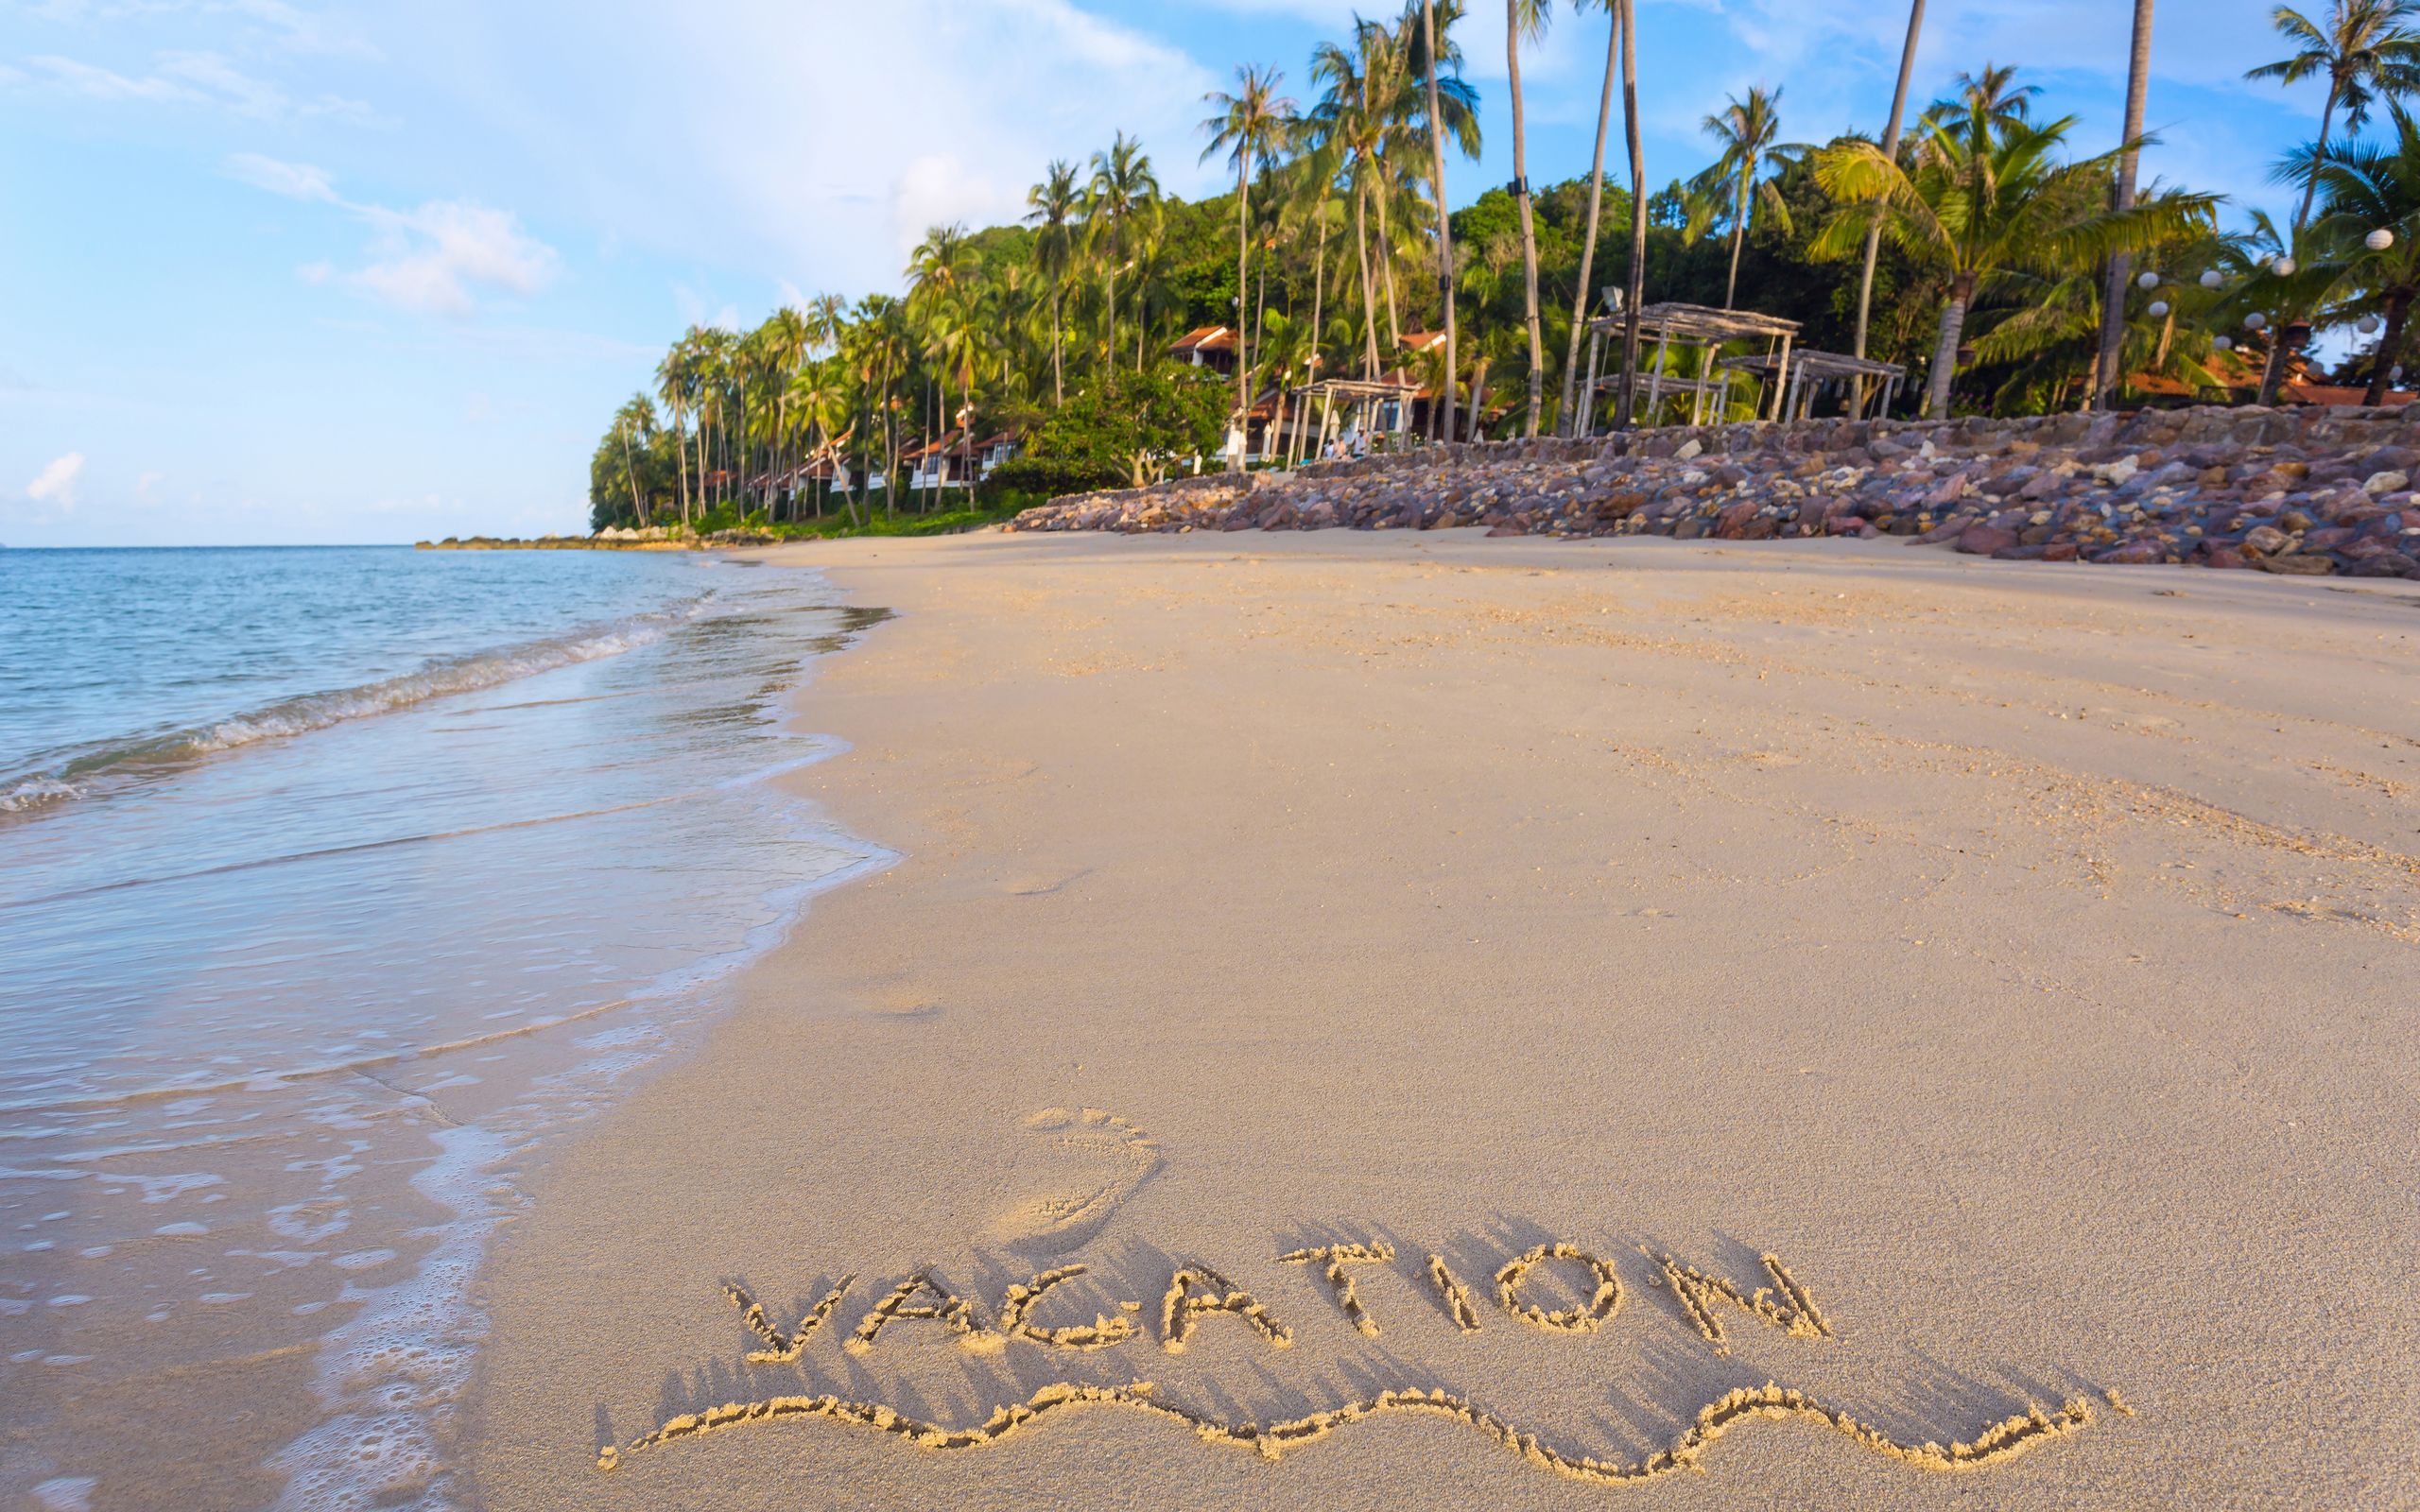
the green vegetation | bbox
[589,0,2420,535]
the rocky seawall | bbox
[1005,404,2420,578]
[416,527,782,551]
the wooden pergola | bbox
[1576,304,1803,436]
[1720,350,1908,422]
[1290,376,1426,465]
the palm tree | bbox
[1415,0,1462,443]
[1310,28,1392,376]
[1202,64,1298,466]
[612,393,656,527]
[1613,0,1647,431]
[2250,1,2420,232]
[1852,0,1927,412]
[2091,0,2156,411]
[1086,133,1161,372]
[1935,63,2042,128]
[1559,0,1621,437]
[1025,161,1083,406]
[653,332,699,527]
[1507,0,1549,435]
[1815,90,2217,419]
[1693,86,1804,311]
[2313,105,2420,402]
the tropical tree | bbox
[1201,64,1298,462]
[1412,0,1471,442]
[1026,161,1085,406]
[2312,105,2420,401]
[1507,0,1549,434]
[653,332,698,526]
[2250,0,2420,232]
[1852,0,1927,412]
[1692,86,1805,310]
[1613,0,1647,430]
[2091,0,2157,411]
[1558,0,1621,436]
[1816,89,2218,418]
[1087,133,1162,372]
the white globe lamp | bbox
[2213,335,2234,352]
[2149,300,2171,318]
[2370,228,2397,251]
[2245,312,2268,331]
[2200,269,2223,289]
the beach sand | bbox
[460,528,2420,1510]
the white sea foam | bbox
[0,608,699,819]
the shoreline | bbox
[457,528,2418,1509]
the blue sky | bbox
[0,0,2330,545]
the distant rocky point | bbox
[417,525,781,551]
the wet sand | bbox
[461,528,2420,1510]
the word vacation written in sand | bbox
[601,1234,2132,1487]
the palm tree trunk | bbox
[1422,0,1458,445]
[1232,153,1253,470]
[1372,170,1404,352]
[1105,267,1119,376]
[2091,0,2155,411]
[1354,181,1382,376]
[1468,353,1493,438]
[672,406,690,525]
[2296,84,2342,235]
[1853,0,1927,411]
[1614,0,1648,432]
[1559,2,1620,437]
[2366,291,2411,406]
[1723,176,1748,310]
[1509,0,1545,437]
[1927,277,1974,420]
[1051,286,1064,406]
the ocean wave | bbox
[0,607,703,817]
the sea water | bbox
[0,547,888,1507]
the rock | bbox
[2094,540,2166,565]
[2242,524,2291,556]
[1957,523,2020,555]
[2364,470,2411,495]
[2351,552,2417,576]
[2258,551,2336,576]
[1675,438,1703,461]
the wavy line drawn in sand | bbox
[986,1108,1163,1256]
[994,1263,1141,1350]
[1279,1242,1394,1337]
[1427,1252,1484,1332]
[845,1272,984,1355]
[1158,1263,1293,1353]
[1647,1250,1830,1356]
[722,1275,856,1364]
[598,1379,2118,1486]
[1495,1243,1625,1333]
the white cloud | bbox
[351,200,559,316]
[23,47,374,120]
[392,0,1225,298]
[26,453,85,509]
[225,150,336,201]
[136,470,164,501]
[229,157,560,316]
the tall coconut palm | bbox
[1086,133,1161,372]
[653,332,699,526]
[1852,0,1927,412]
[2313,104,2420,402]
[2091,0,2157,411]
[1202,64,1298,466]
[1692,86,1805,311]
[1934,63,2042,128]
[1025,161,1083,406]
[1310,27,1394,376]
[1613,0,1647,430]
[1414,0,1462,442]
[1507,0,1550,435]
[2251,0,2420,232]
[1559,0,1621,437]
[1815,92,2217,419]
